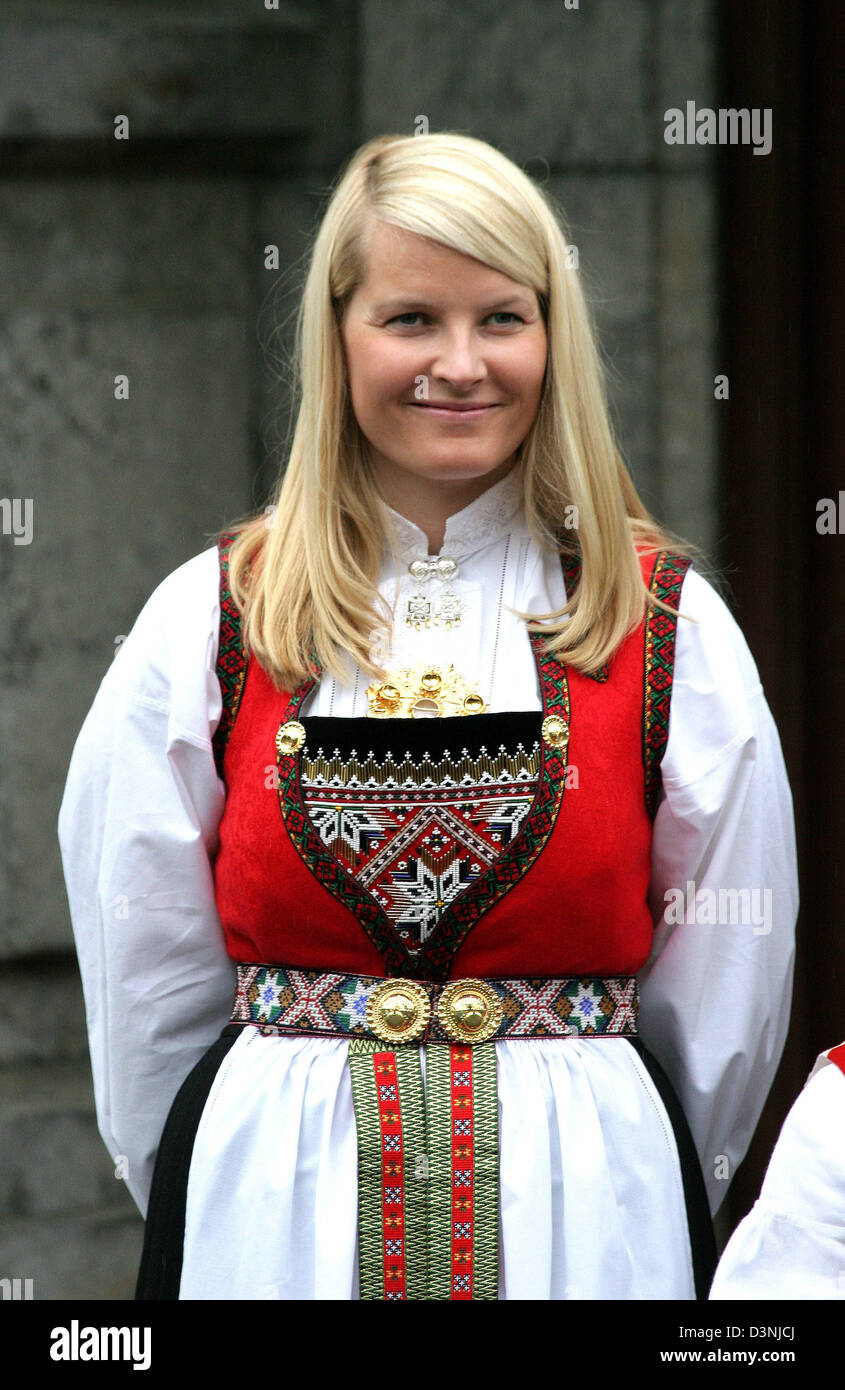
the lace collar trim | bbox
[378,467,525,562]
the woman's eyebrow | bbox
[371,294,535,315]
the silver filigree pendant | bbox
[405,592,462,629]
[437,591,462,628]
[405,555,462,628]
[406,592,433,628]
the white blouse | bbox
[709,1048,845,1299]
[57,470,798,1299]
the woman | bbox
[58,132,798,1300]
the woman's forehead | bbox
[353,221,536,306]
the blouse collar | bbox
[378,466,525,563]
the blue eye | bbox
[387,311,524,327]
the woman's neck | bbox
[372,455,518,554]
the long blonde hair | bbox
[225,131,702,691]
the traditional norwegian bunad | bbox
[710,1042,845,1299]
[58,472,798,1301]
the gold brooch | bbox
[367,979,431,1043]
[436,979,503,1044]
[541,714,568,748]
[366,664,487,718]
[276,720,307,755]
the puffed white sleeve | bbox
[709,1055,845,1298]
[636,566,798,1218]
[57,544,237,1218]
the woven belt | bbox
[231,964,639,1043]
[230,964,638,1301]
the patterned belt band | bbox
[231,963,638,1300]
[231,964,638,1044]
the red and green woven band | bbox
[347,1037,499,1301]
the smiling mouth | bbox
[408,403,501,417]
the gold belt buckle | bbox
[366,977,504,1045]
[366,979,431,1043]
[436,979,503,1044]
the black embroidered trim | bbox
[642,551,693,819]
[211,530,248,779]
[559,552,609,682]
[298,711,540,764]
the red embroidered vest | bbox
[824,1043,845,1079]
[211,540,690,982]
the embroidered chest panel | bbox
[297,714,541,956]
[212,533,691,978]
[271,632,570,978]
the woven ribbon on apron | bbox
[231,963,639,1300]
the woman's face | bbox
[340,219,548,501]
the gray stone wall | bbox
[361,0,718,547]
[1,0,717,1298]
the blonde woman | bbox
[58,132,798,1301]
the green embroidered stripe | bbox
[424,1043,455,1300]
[347,1039,426,1300]
[212,531,249,776]
[349,1039,500,1300]
[471,1041,499,1300]
[347,1040,386,1299]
